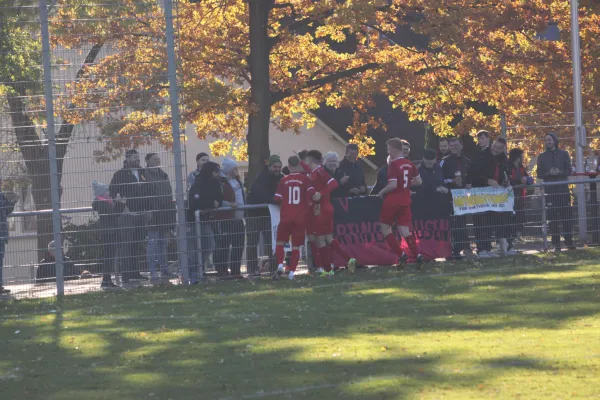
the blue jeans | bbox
[188,221,215,283]
[147,230,168,279]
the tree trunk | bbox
[246,0,274,185]
[5,44,103,260]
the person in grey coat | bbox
[537,132,575,251]
[145,153,176,284]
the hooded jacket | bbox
[537,133,571,194]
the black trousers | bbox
[245,215,275,274]
[213,219,245,277]
[450,214,470,255]
[473,211,511,252]
[546,192,574,248]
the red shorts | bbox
[380,200,412,227]
[276,219,306,247]
[313,210,334,236]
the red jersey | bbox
[386,157,419,206]
[309,165,339,207]
[274,173,315,221]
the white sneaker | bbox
[277,264,284,272]
[316,268,324,274]
[506,249,518,255]
[288,271,295,280]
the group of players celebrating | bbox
[272,138,424,280]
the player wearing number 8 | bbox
[272,156,315,280]
[377,138,424,268]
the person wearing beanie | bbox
[92,180,126,289]
[246,154,284,275]
[187,152,210,191]
[213,158,246,277]
[537,132,574,251]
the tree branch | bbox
[271,62,380,103]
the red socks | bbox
[405,234,419,257]
[330,239,351,262]
[287,249,300,272]
[319,246,331,271]
[275,245,285,266]
[386,233,402,257]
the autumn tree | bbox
[0,0,104,254]
[53,0,600,181]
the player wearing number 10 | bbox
[377,138,424,268]
[272,156,315,280]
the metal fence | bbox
[1,0,189,297]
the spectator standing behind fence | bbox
[92,181,125,289]
[109,149,148,284]
[144,153,176,285]
[507,148,530,255]
[537,133,575,252]
[187,161,223,282]
[323,152,348,199]
[417,149,447,196]
[438,137,450,164]
[187,152,210,191]
[246,155,284,275]
[337,144,368,197]
[370,156,390,195]
[470,138,511,257]
[0,181,19,295]
[214,158,246,278]
[442,137,473,259]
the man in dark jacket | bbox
[337,144,367,197]
[470,138,511,257]
[370,157,389,196]
[246,155,284,274]
[109,149,148,283]
[442,137,473,258]
[416,149,447,196]
[537,132,574,251]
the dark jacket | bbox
[537,148,571,194]
[324,167,347,198]
[145,167,176,231]
[188,175,223,222]
[92,198,126,241]
[337,158,367,197]
[246,167,283,217]
[508,164,529,198]
[417,164,444,196]
[470,148,509,187]
[442,153,473,189]
[0,192,17,244]
[370,165,388,195]
[109,166,148,213]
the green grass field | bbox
[1,252,599,400]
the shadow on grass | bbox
[0,252,599,399]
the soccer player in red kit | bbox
[305,150,357,277]
[377,138,424,268]
[273,156,315,280]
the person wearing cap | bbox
[337,144,368,197]
[213,158,246,277]
[109,149,149,284]
[537,132,574,251]
[246,155,284,275]
[92,181,126,289]
[0,179,19,295]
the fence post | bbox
[163,0,189,284]
[39,0,65,296]
[500,114,507,140]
